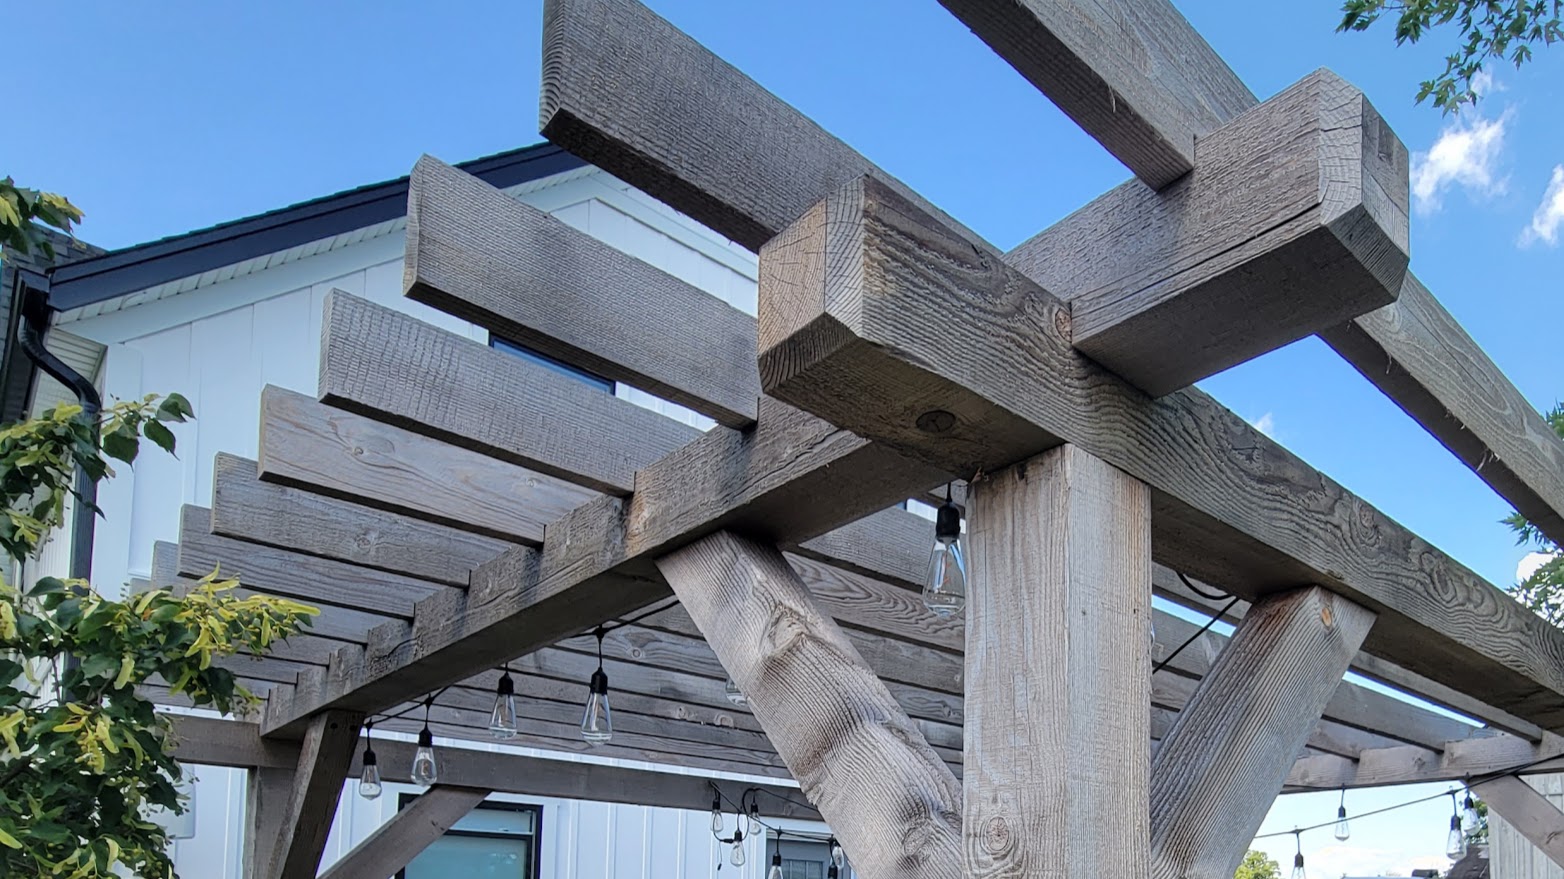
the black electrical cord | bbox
[1154,595,1242,674]
[1176,569,1232,602]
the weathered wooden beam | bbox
[212,453,509,586]
[937,0,1253,188]
[319,291,700,496]
[318,786,490,879]
[405,155,759,427]
[1152,587,1375,879]
[656,531,961,879]
[169,715,827,819]
[258,385,596,544]
[1320,274,1564,546]
[1005,69,1409,394]
[966,445,1150,878]
[243,767,292,879]
[757,172,1564,732]
[264,709,363,879]
[1285,733,1564,791]
[1470,776,1564,869]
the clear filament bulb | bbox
[1447,815,1467,860]
[581,668,613,744]
[830,839,845,869]
[1462,796,1481,835]
[358,749,382,800]
[1334,805,1350,841]
[747,806,761,836]
[711,808,724,834]
[730,839,746,867]
[768,853,784,879]
[923,534,967,617]
[411,731,439,788]
[490,673,519,740]
[1291,853,1306,879]
[725,677,748,706]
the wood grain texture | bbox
[965,446,1151,879]
[319,291,699,495]
[212,453,510,586]
[1151,587,1375,879]
[177,506,454,618]
[1003,69,1408,395]
[259,385,596,544]
[1478,775,1564,870]
[405,155,760,427]
[318,786,490,879]
[266,709,363,879]
[757,173,1564,733]
[1322,273,1564,547]
[656,531,961,879]
[243,767,293,879]
[1287,733,1564,791]
[938,0,1253,187]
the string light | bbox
[768,833,785,879]
[922,484,967,617]
[725,677,748,706]
[748,801,762,836]
[829,837,845,870]
[411,697,439,787]
[1333,786,1350,841]
[711,793,725,834]
[490,667,519,740]
[730,830,746,867]
[1290,830,1306,879]
[581,627,614,744]
[1446,792,1467,860]
[357,721,382,800]
[1461,792,1481,835]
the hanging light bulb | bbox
[767,850,784,879]
[725,677,748,706]
[711,794,725,834]
[922,485,967,617]
[747,802,762,837]
[1334,786,1351,841]
[830,837,845,870]
[1462,793,1481,835]
[411,699,439,787]
[581,627,613,744]
[1290,832,1306,879]
[489,668,520,740]
[1446,813,1467,860]
[827,867,838,879]
[730,830,746,867]
[357,722,382,801]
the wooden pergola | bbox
[153,1,1564,878]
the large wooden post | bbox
[656,532,962,879]
[256,709,363,879]
[1150,587,1375,879]
[965,444,1152,878]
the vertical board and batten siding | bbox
[54,167,818,878]
[1493,774,1564,879]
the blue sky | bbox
[9,1,1564,873]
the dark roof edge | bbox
[46,142,585,313]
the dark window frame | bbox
[489,336,615,393]
[395,794,544,879]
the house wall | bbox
[56,168,822,878]
[1492,775,1564,879]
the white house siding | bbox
[54,167,827,878]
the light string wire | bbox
[1254,749,1564,840]
[707,781,834,845]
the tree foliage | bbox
[1338,0,1562,111]
[1235,850,1283,879]
[0,398,316,878]
[0,178,82,262]
[1504,403,1564,626]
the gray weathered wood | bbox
[319,291,700,495]
[243,767,293,879]
[212,453,510,586]
[259,385,596,544]
[965,445,1151,879]
[406,154,760,427]
[1003,69,1409,394]
[1286,733,1564,791]
[1151,587,1375,879]
[1321,273,1564,547]
[318,786,490,879]
[937,0,1254,187]
[266,709,362,879]
[656,531,961,879]
[1477,775,1564,870]
[756,172,1564,732]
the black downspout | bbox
[14,277,100,684]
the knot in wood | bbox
[1319,602,1335,629]
[980,815,1013,856]
[1053,306,1073,342]
[916,409,957,434]
[352,445,365,457]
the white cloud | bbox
[1518,550,1557,583]
[1520,165,1564,247]
[1411,108,1513,213]
[1305,843,1450,879]
[1248,412,1276,438]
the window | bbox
[398,797,542,879]
[767,836,851,879]
[490,336,614,393]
